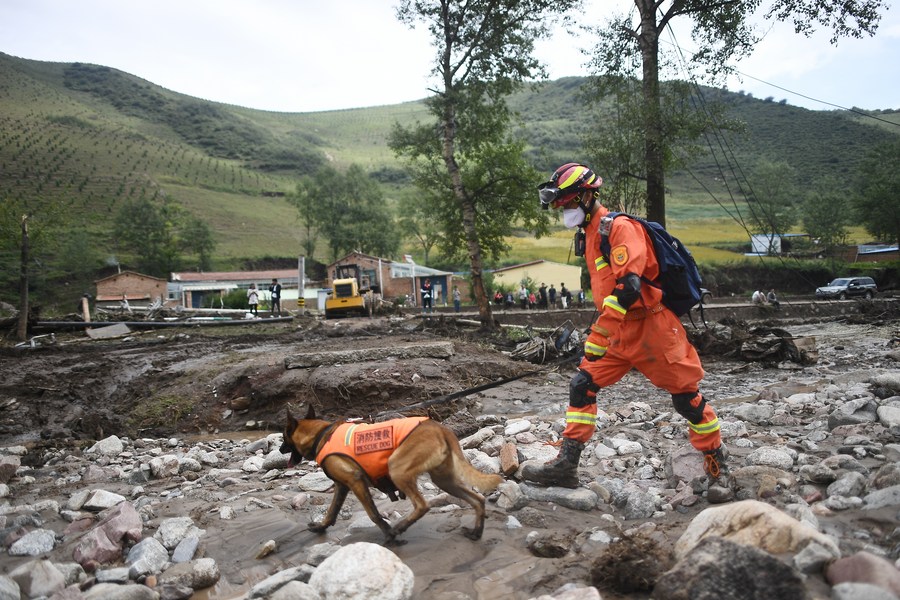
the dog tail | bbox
[455,454,504,493]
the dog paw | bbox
[307,523,327,533]
[385,537,408,547]
[462,527,483,541]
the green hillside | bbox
[1,52,897,309]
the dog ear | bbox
[284,407,296,427]
[304,404,316,420]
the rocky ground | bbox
[0,304,899,599]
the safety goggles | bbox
[538,182,579,209]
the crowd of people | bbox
[491,282,583,310]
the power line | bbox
[733,70,900,127]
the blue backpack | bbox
[599,213,703,316]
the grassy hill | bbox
[1,51,897,309]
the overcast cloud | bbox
[2,0,898,113]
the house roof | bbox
[95,270,166,284]
[328,252,453,277]
[490,259,573,274]
[170,269,298,283]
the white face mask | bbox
[563,206,586,228]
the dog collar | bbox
[305,422,339,462]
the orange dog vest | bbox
[315,417,428,480]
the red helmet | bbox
[538,163,602,209]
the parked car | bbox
[815,277,877,300]
[700,288,713,304]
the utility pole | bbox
[17,215,29,342]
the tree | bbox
[295,164,399,262]
[801,177,850,269]
[180,217,217,271]
[744,159,799,252]
[0,195,72,339]
[288,177,322,261]
[855,140,900,249]
[589,0,887,228]
[397,194,442,264]
[114,197,213,277]
[392,0,576,328]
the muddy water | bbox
[188,496,580,600]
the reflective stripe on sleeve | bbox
[602,295,626,315]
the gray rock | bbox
[271,580,322,600]
[0,576,19,600]
[496,481,529,511]
[247,565,316,599]
[82,582,160,599]
[746,447,795,470]
[827,471,867,498]
[828,398,877,430]
[831,582,899,600]
[9,559,66,599]
[877,405,900,429]
[309,542,414,600]
[623,488,658,520]
[87,435,125,457]
[8,528,56,556]
[158,558,220,591]
[171,534,200,563]
[863,485,900,509]
[155,517,205,550]
[520,484,598,511]
[127,537,171,578]
[656,536,810,600]
[732,403,775,425]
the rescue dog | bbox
[280,405,503,542]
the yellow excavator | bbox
[324,264,380,319]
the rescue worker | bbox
[523,163,731,500]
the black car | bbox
[700,288,713,304]
[815,277,877,300]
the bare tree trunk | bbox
[639,2,666,227]
[440,104,495,329]
[17,215,29,342]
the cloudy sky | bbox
[2,0,899,113]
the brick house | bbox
[94,271,168,309]
[327,252,458,307]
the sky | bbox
[2,0,899,114]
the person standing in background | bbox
[247,283,259,317]
[453,286,461,312]
[269,278,282,315]
[421,278,433,313]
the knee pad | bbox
[672,391,705,424]
[569,369,599,408]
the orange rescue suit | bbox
[316,417,429,481]
[565,205,721,452]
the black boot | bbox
[703,445,735,503]
[521,438,584,488]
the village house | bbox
[490,260,582,296]
[169,269,301,310]
[327,252,458,308]
[94,271,168,310]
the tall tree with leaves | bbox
[0,195,72,339]
[855,140,900,249]
[397,194,442,264]
[392,0,577,327]
[744,159,799,253]
[801,177,850,270]
[180,217,217,272]
[295,165,399,262]
[288,176,322,261]
[589,0,886,228]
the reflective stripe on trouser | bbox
[687,402,721,452]
[563,403,597,443]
